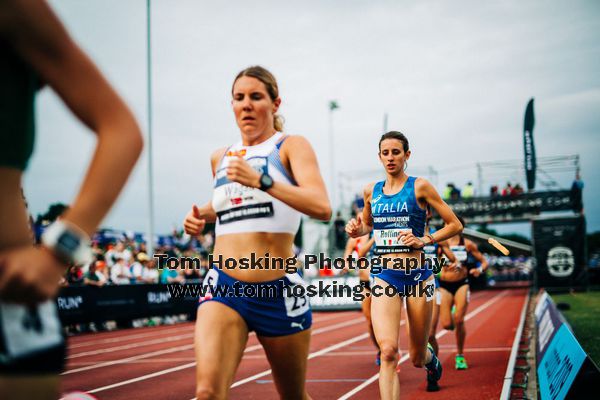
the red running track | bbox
[61,288,527,399]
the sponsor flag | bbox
[524,98,537,191]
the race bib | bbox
[198,268,219,303]
[374,228,412,254]
[0,301,63,362]
[450,246,468,262]
[284,273,310,317]
[213,157,275,224]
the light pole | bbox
[328,100,339,211]
[146,0,155,256]
[328,100,339,258]
[383,112,388,133]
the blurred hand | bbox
[447,260,462,271]
[345,214,363,238]
[0,246,66,305]
[183,205,206,236]
[226,156,261,188]
[398,231,425,249]
[469,267,482,277]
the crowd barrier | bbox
[56,284,198,324]
[56,276,364,324]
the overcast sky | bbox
[25,0,600,237]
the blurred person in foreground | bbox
[0,0,143,398]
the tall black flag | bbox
[524,98,537,191]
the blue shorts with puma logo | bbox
[198,266,312,337]
[372,267,433,295]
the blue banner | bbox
[538,324,586,400]
[535,290,594,400]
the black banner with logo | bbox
[56,284,198,324]
[436,190,581,224]
[524,98,537,191]
[532,216,586,288]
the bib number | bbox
[374,228,412,254]
[284,274,310,317]
[0,301,63,363]
[199,268,219,302]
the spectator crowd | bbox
[442,182,525,200]
[58,230,215,288]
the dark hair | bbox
[379,131,409,152]
[232,66,284,131]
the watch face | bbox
[57,231,81,254]
[261,174,274,188]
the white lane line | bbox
[200,292,490,399]
[68,313,363,388]
[212,319,408,400]
[68,333,194,359]
[68,311,346,353]
[337,290,510,399]
[85,328,367,395]
[228,333,371,390]
[64,315,363,375]
[62,344,195,375]
[500,292,530,400]
[313,312,357,323]
[81,315,370,397]
[61,316,363,375]
[68,324,195,349]
[86,362,197,394]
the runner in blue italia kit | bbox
[346,131,462,398]
[183,66,330,400]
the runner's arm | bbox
[183,147,226,234]
[357,237,375,258]
[467,239,488,271]
[416,178,462,245]
[226,135,331,220]
[5,0,143,236]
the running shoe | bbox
[376,350,381,366]
[455,354,468,370]
[425,343,442,392]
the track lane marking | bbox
[337,289,511,399]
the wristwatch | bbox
[41,220,93,265]
[259,173,274,191]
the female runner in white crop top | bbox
[183,66,330,400]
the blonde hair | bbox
[232,66,284,132]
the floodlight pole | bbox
[146,0,155,256]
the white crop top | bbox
[212,132,301,237]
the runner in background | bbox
[438,216,488,370]
[343,208,380,364]
[423,205,458,356]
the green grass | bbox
[551,291,600,365]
